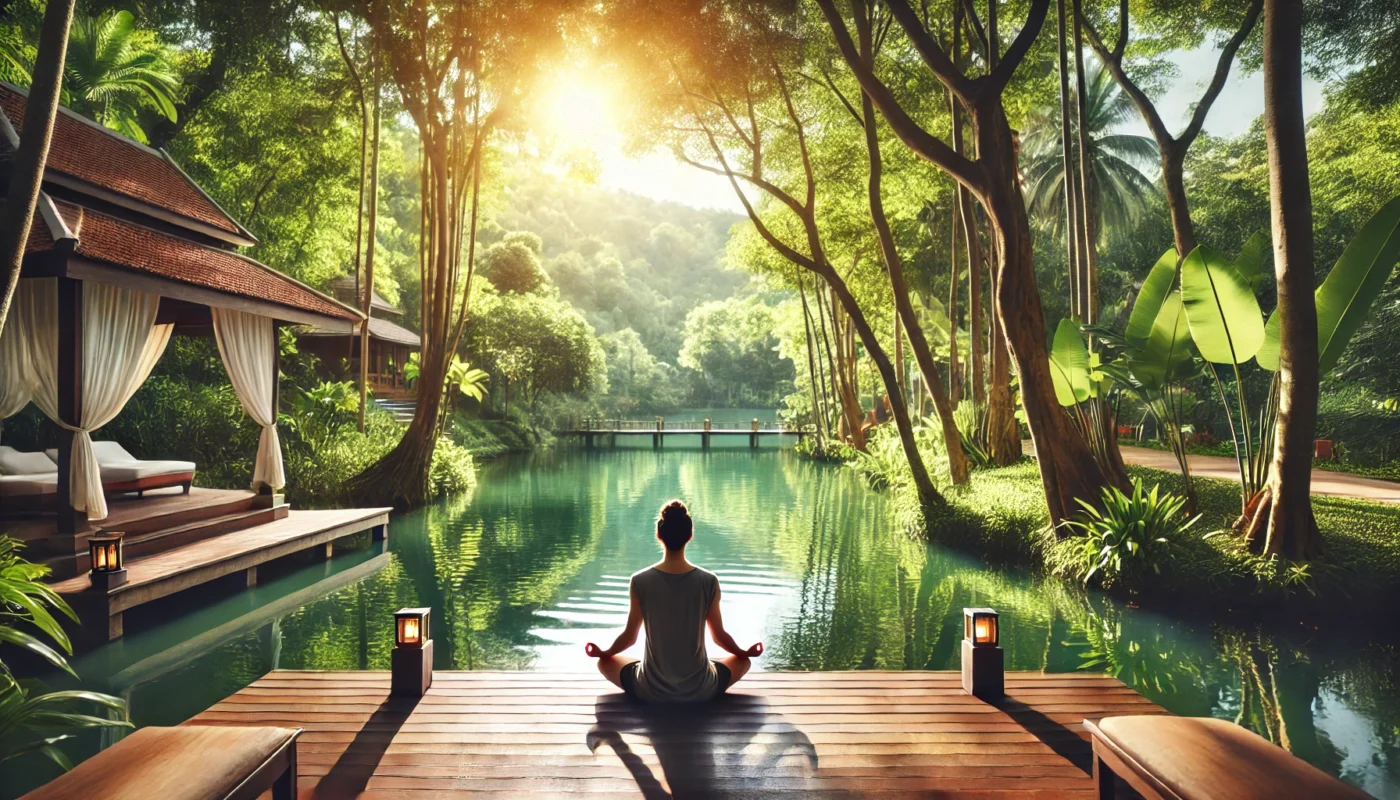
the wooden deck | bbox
[188,670,1167,797]
[7,486,258,544]
[52,507,391,641]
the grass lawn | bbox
[927,459,1400,613]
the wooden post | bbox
[56,276,85,536]
[246,565,259,587]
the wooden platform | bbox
[52,507,391,641]
[188,670,1168,797]
[7,487,258,544]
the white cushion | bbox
[0,446,59,476]
[0,473,58,496]
[99,460,196,482]
[46,443,137,465]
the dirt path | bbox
[1121,445,1400,504]
[1023,441,1400,504]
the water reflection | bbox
[18,448,1399,797]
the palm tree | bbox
[62,10,178,144]
[1022,57,1159,244]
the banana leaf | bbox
[1130,291,1195,391]
[1125,248,1179,349]
[1234,231,1270,291]
[1257,195,1400,373]
[1180,245,1265,365]
[1049,318,1091,406]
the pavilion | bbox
[297,276,421,399]
[0,80,363,551]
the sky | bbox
[550,46,1329,214]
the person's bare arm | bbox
[706,584,763,658]
[586,589,642,658]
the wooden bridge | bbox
[558,418,810,449]
[188,669,1166,797]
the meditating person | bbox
[585,499,763,703]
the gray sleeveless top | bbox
[630,566,720,703]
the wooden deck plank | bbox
[185,670,1166,797]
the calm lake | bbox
[15,443,1399,797]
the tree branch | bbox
[882,0,975,102]
[1178,0,1263,147]
[959,0,990,63]
[814,0,984,193]
[987,0,1051,94]
[1081,13,1175,146]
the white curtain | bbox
[0,299,31,422]
[22,278,171,520]
[212,308,284,491]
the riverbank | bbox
[902,458,1400,615]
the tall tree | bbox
[345,0,561,506]
[817,0,1124,521]
[357,45,382,432]
[1247,0,1321,558]
[1082,0,1263,258]
[0,0,75,340]
[852,0,970,485]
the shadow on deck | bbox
[187,670,1167,798]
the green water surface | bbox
[12,445,1399,797]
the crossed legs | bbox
[595,654,752,691]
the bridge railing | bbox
[570,417,810,433]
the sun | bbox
[537,69,619,152]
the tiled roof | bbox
[33,200,360,323]
[302,315,422,348]
[328,276,403,316]
[0,82,246,237]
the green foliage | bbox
[677,295,794,408]
[1021,59,1159,244]
[1180,245,1266,366]
[1257,195,1400,373]
[465,290,607,410]
[428,436,476,497]
[952,402,993,468]
[1057,480,1201,589]
[0,539,130,771]
[63,10,179,143]
[479,238,551,295]
[285,380,361,451]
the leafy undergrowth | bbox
[449,412,551,459]
[885,455,1400,614]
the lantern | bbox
[392,607,433,697]
[396,608,430,649]
[964,608,999,647]
[88,533,127,590]
[960,607,1004,699]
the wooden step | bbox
[44,503,288,578]
[109,492,260,536]
[121,504,290,561]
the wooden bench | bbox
[20,725,300,800]
[1085,716,1369,799]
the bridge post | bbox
[654,416,662,449]
[703,418,711,450]
[750,418,759,449]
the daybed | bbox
[46,441,196,497]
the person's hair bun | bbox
[656,500,693,551]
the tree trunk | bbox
[977,102,1117,522]
[947,185,961,405]
[1056,0,1081,316]
[358,45,382,432]
[1161,146,1197,257]
[985,230,1021,465]
[0,0,75,336]
[963,200,985,407]
[1246,0,1322,559]
[1072,0,1099,322]
[823,262,946,509]
[857,8,970,484]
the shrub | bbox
[429,436,477,496]
[0,537,131,770]
[1053,479,1200,590]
